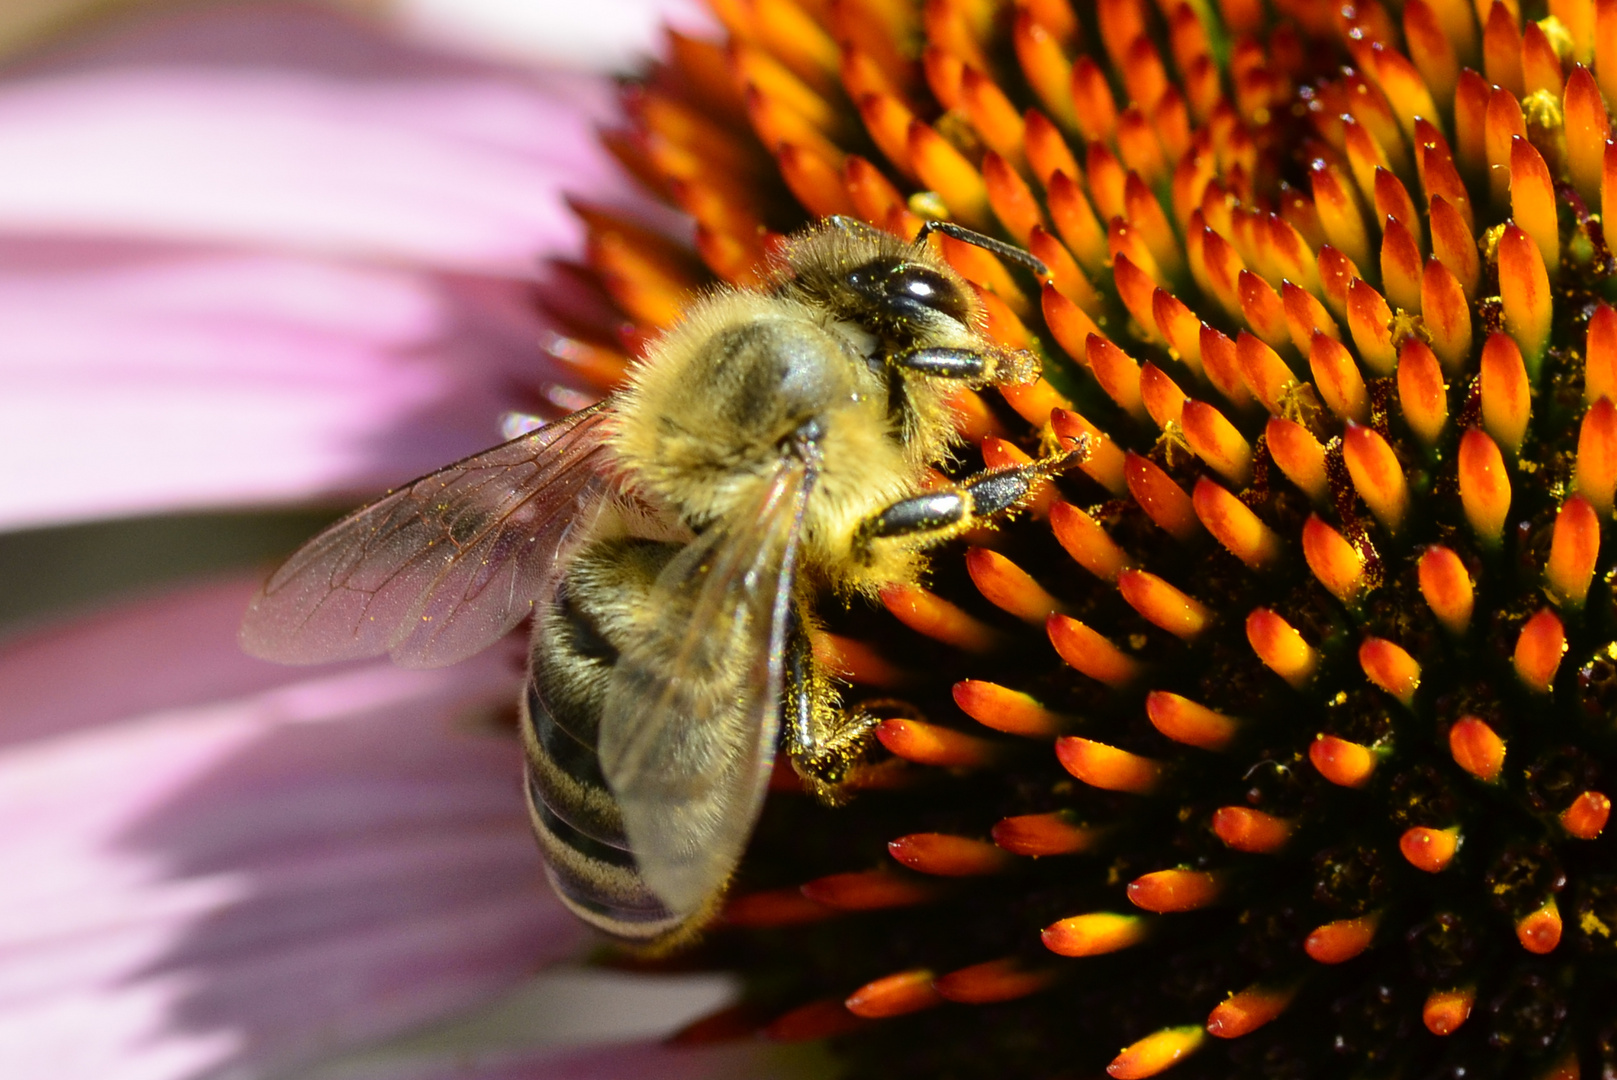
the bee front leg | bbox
[889,344,1038,387]
[854,448,1084,555]
[782,610,879,804]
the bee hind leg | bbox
[782,611,883,804]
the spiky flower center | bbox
[556,0,1617,1076]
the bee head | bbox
[842,255,973,332]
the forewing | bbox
[596,460,813,917]
[241,403,618,668]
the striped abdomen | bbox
[519,536,688,943]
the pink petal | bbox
[0,1,663,530]
[0,577,588,1080]
[312,1041,786,1080]
[0,4,632,274]
[0,241,579,529]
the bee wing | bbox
[596,458,814,918]
[241,402,619,668]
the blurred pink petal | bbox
[394,0,714,71]
[309,1040,787,1080]
[0,577,590,1079]
[0,2,655,530]
[0,3,629,273]
[0,241,579,529]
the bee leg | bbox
[782,609,878,804]
[855,448,1085,553]
[888,347,987,379]
[889,342,1039,387]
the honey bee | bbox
[241,216,1074,944]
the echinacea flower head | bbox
[547,0,1617,1076]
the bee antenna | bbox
[911,220,1049,280]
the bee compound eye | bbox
[847,258,970,325]
[885,265,970,323]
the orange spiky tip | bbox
[1087,334,1147,418]
[1049,500,1131,581]
[1282,282,1334,350]
[1042,911,1149,957]
[992,811,1102,856]
[1358,637,1421,706]
[1509,137,1558,275]
[1345,426,1410,536]
[1397,338,1449,446]
[800,870,938,911]
[812,630,907,688]
[1107,1026,1206,1078]
[1479,332,1530,457]
[1379,216,1423,313]
[1126,869,1222,912]
[880,583,1002,652]
[1588,304,1617,406]
[1309,734,1378,788]
[845,969,944,1018]
[1124,453,1199,541]
[1421,260,1472,375]
[667,1000,761,1046]
[931,958,1057,1004]
[1180,401,1252,486]
[1235,331,1298,416]
[1302,514,1364,603]
[1139,363,1186,430]
[724,887,836,927]
[1545,496,1601,609]
[1050,408,1127,495]
[1565,66,1611,205]
[965,547,1063,624]
[1458,429,1511,546]
[1448,716,1506,782]
[1146,691,1240,751]
[1346,278,1396,376]
[1211,807,1293,853]
[1513,608,1567,694]
[876,718,999,768]
[764,998,866,1041]
[889,832,1016,877]
[1206,984,1297,1038]
[1578,397,1617,516]
[1048,613,1141,688]
[1056,737,1164,795]
[1516,897,1563,955]
[1265,417,1328,502]
[1304,913,1380,964]
[1563,792,1612,840]
[1192,478,1279,569]
[1309,333,1368,423]
[1246,608,1317,688]
[1399,826,1460,872]
[1417,545,1474,635]
[953,680,1064,738]
[1422,986,1476,1036]
[1116,569,1210,640]
[1497,223,1552,366]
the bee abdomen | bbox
[520,537,690,943]
[522,678,683,942]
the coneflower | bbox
[550,0,1617,1076]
